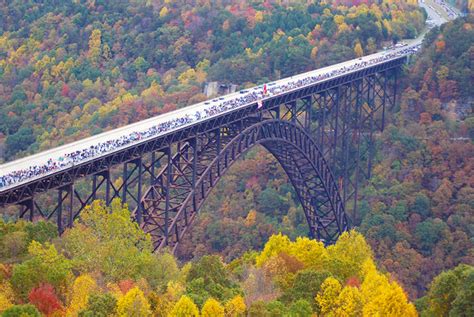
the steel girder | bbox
[0,57,405,249]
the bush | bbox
[1,304,41,317]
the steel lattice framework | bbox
[0,56,404,252]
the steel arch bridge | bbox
[0,56,404,252]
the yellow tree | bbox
[117,287,151,317]
[310,47,318,60]
[255,233,291,267]
[195,59,210,84]
[288,237,328,270]
[224,295,246,317]
[244,210,257,227]
[334,286,363,317]
[141,81,164,101]
[170,295,199,317]
[178,68,197,85]
[354,42,364,57]
[202,298,224,317]
[160,7,169,18]
[361,261,416,316]
[67,274,97,315]
[334,15,345,25]
[0,281,14,312]
[88,29,102,64]
[254,11,264,23]
[326,230,373,281]
[316,277,342,316]
[152,281,185,316]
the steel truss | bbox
[0,57,404,251]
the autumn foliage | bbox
[0,199,429,316]
[28,284,63,316]
[0,0,425,162]
[0,1,471,316]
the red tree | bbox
[61,83,70,97]
[28,283,63,316]
[118,279,135,295]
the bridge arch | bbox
[138,119,349,252]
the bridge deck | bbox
[0,45,414,205]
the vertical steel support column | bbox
[367,76,375,179]
[333,87,340,168]
[150,152,156,186]
[353,79,363,224]
[382,71,388,130]
[122,162,128,203]
[68,184,74,228]
[342,84,351,208]
[105,171,110,205]
[92,174,97,201]
[57,189,63,233]
[192,137,198,211]
[304,96,312,132]
[320,92,326,155]
[136,157,143,224]
[164,147,172,246]
[216,128,221,176]
[289,101,297,123]
[21,199,35,222]
[29,199,34,221]
[393,67,398,109]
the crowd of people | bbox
[0,45,419,190]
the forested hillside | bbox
[358,15,474,298]
[1,0,473,315]
[0,201,423,316]
[1,201,472,315]
[0,0,425,161]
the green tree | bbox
[423,264,474,316]
[415,218,447,253]
[186,255,239,306]
[257,188,287,216]
[79,293,117,317]
[288,299,312,316]
[280,269,330,311]
[412,193,431,218]
[10,241,72,300]
[266,300,287,316]
[60,199,156,282]
[5,127,36,158]
[133,57,150,73]
[247,301,268,316]
[1,304,41,317]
